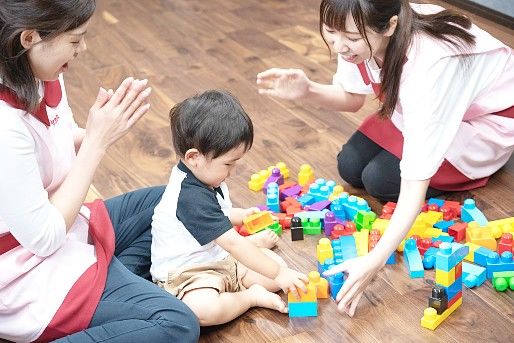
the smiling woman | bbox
[257,0,514,317]
[0,0,199,342]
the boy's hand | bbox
[242,207,260,218]
[274,267,308,298]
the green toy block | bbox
[266,222,283,236]
[355,210,377,231]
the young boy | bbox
[151,90,308,326]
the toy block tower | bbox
[421,242,469,330]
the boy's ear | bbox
[20,30,42,49]
[184,148,201,167]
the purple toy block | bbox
[281,185,302,199]
[309,200,331,212]
[263,168,284,193]
[324,211,337,236]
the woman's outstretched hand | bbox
[323,254,383,316]
[85,77,152,151]
[256,68,311,100]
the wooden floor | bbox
[65,0,514,342]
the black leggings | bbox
[337,131,446,202]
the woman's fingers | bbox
[126,103,151,129]
[347,292,363,317]
[108,77,134,106]
[118,79,149,113]
[256,68,287,80]
[123,86,152,119]
[323,260,349,277]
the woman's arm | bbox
[50,78,151,229]
[324,178,430,316]
[256,68,365,112]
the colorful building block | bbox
[435,242,469,272]
[486,251,514,279]
[461,199,488,226]
[466,221,497,251]
[274,161,290,179]
[308,271,329,299]
[492,271,514,291]
[353,229,369,256]
[448,222,467,242]
[316,238,333,264]
[462,262,486,288]
[421,297,462,330]
[290,216,304,241]
[297,164,314,186]
[498,233,513,255]
[404,238,424,278]
[243,211,274,234]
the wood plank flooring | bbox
[66,0,514,342]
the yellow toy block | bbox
[435,266,456,287]
[488,217,514,239]
[248,172,267,192]
[298,164,314,186]
[466,221,497,251]
[464,242,481,263]
[316,238,333,264]
[419,211,444,226]
[308,271,329,299]
[372,218,389,235]
[274,161,289,179]
[329,185,345,201]
[243,211,274,234]
[288,283,317,303]
[353,229,369,256]
[421,297,462,330]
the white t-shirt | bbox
[333,4,514,181]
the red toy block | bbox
[448,222,467,242]
[448,291,462,308]
[274,213,292,229]
[427,204,440,212]
[498,233,513,255]
[441,201,461,219]
[380,202,397,219]
[455,262,462,279]
[286,206,302,216]
[369,229,381,250]
[417,238,432,256]
[280,197,301,212]
[235,225,250,237]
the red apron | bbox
[356,62,514,191]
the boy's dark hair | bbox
[320,0,475,119]
[0,0,96,112]
[169,90,254,159]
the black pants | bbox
[337,131,446,202]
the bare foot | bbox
[247,229,279,248]
[248,284,288,313]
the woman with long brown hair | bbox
[257,0,514,316]
[0,1,199,341]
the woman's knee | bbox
[337,144,364,188]
[361,160,400,202]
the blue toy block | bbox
[486,251,514,279]
[461,199,488,226]
[474,246,495,267]
[435,242,469,272]
[329,201,347,221]
[432,235,455,243]
[297,194,315,207]
[462,262,486,288]
[266,183,280,212]
[294,210,329,221]
[326,180,336,193]
[428,198,445,208]
[434,220,455,233]
[328,272,345,300]
[319,185,331,201]
[441,276,462,303]
[337,236,358,261]
[340,195,370,221]
[403,238,424,278]
[423,247,439,269]
[289,301,317,317]
[386,252,396,265]
[319,258,335,274]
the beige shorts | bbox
[157,255,248,299]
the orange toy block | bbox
[288,283,317,303]
[308,271,329,299]
[243,211,274,234]
[466,221,497,251]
